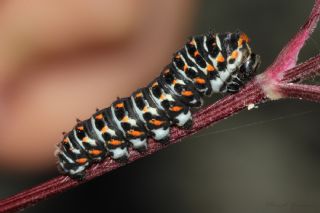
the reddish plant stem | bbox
[0,80,265,213]
[278,83,320,103]
[265,0,320,81]
[282,54,320,82]
[1,57,320,212]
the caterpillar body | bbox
[56,31,261,179]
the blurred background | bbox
[0,0,320,212]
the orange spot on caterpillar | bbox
[183,64,188,71]
[63,138,69,143]
[231,50,239,59]
[175,54,181,59]
[116,103,124,108]
[216,53,225,63]
[149,119,164,126]
[143,106,148,112]
[152,82,158,87]
[101,126,108,133]
[82,137,89,143]
[195,77,206,84]
[170,106,183,112]
[90,149,102,156]
[95,114,103,120]
[240,33,250,43]
[173,80,177,85]
[109,139,122,146]
[238,33,250,46]
[122,116,129,122]
[128,130,143,137]
[76,158,88,164]
[182,91,193,96]
[207,64,215,71]
[194,50,200,57]
[77,126,84,131]
[136,92,143,97]
[160,94,166,100]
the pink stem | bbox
[0,80,265,213]
[278,83,320,103]
[1,56,319,212]
[265,0,320,81]
[282,54,320,82]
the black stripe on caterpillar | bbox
[55,31,261,179]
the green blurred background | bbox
[1,0,320,212]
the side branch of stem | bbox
[278,83,320,103]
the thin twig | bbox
[278,83,320,103]
[265,0,320,81]
[282,55,320,82]
[0,81,265,213]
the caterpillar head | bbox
[236,32,261,82]
[226,53,261,93]
[238,53,261,82]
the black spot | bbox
[121,122,131,130]
[210,46,220,58]
[195,56,206,68]
[186,43,197,56]
[95,119,104,130]
[161,100,171,109]
[217,62,227,71]
[174,84,184,93]
[151,85,162,98]
[163,72,175,84]
[114,107,125,120]
[76,129,86,139]
[185,68,197,78]
[229,58,236,64]
[206,35,217,54]
[62,142,71,150]
[135,97,145,110]
[143,112,152,120]
[102,133,111,141]
[173,57,185,69]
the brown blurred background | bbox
[0,0,320,212]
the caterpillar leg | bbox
[131,89,171,144]
[147,80,193,128]
[172,109,192,129]
[225,53,261,93]
[55,135,91,180]
[57,161,86,180]
[109,147,129,162]
[111,99,148,151]
[91,109,130,160]
[181,119,193,129]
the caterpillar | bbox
[56,31,261,179]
